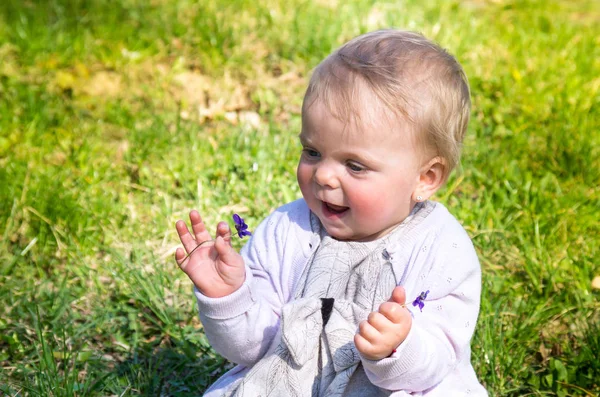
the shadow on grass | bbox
[104,333,232,396]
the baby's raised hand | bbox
[354,286,412,360]
[175,210,246,298]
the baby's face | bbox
[297,98,424,241]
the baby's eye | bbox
[346,162,365,172]
[302,148,320,159]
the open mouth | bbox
[323,202,349,215]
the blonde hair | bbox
[303,30,471,180]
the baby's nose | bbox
[314,163,340,189]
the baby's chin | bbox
[318,222,349,241]
[324,223,398,242]
[320,224,363,242]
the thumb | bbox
[216,221,233,246]
[214,236,243,268]
[389,286,406,305]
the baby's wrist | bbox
[194,276,254,320]
[197,276,246,298]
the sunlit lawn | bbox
[1,0,599,395]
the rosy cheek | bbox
[297,162,308,180]
[349,187,388,219]
[347,188,375,212]
[296,163,313,193]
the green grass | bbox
[1,0,599,395]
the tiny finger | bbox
[190,210,212,242]
[175,247,186,266]
[378,301,405,324]
[367,311,390,330]
[354,333,378,360]
[176,220,198,253]
[354,333,369,353]
[358,319,380,342]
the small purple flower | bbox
[412,290,430,312]
[233,214,252,239]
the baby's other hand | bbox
[175,210,246,298]
[354,286,412,361]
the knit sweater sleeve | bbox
[361,209,483,392]
[194,200,311,367]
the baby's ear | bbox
[414,157,446,201]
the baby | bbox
[175,30,487,396]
